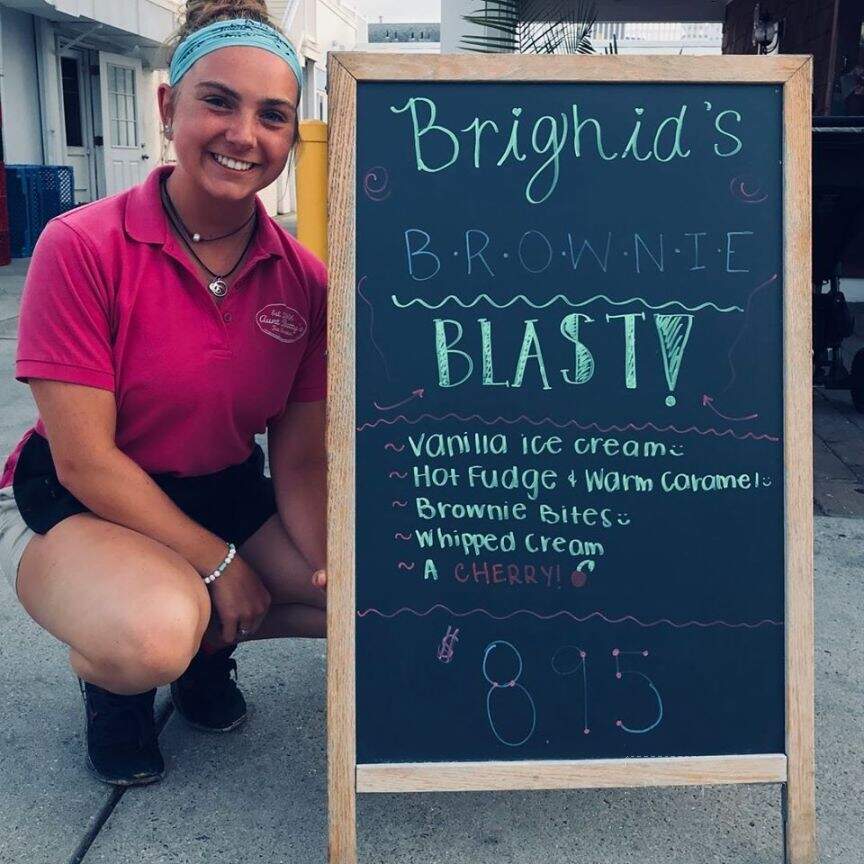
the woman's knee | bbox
[92,579,210,688]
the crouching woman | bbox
[0,0,328,785]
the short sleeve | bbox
[288,253,327,403]
[16,218,115,392]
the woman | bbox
[0,0,327,786]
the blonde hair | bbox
[167,0,284,64]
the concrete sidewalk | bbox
[1,258,863,864]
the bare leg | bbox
[230,515,327,643]
[17,513,211,694]
[203,602,324,644]
[252,604,325,639]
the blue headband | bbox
[170,18,303,92]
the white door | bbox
[99,52,146,195]
[59,49,95,203]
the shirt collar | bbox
[125,164,286,260]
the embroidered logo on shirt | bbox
[255,304,308,344]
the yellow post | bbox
[296,119,329,264]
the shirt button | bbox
[222,312,232,323]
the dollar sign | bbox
[437,626,460,663]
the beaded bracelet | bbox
[204,543,236,585]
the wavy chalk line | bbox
[357,276,392,380]
[357,412,780,443]
[391,293,743,313]
[357,605,783,630]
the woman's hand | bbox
[208,556,272,645]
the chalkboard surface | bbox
[354,81,785,764]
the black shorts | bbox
[12,432,277,547]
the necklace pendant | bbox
[208,278,228,297]
[192,233,201,243]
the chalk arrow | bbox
[374,388,424,412]
[701,394,758,422]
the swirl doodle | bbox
[363,166,392,201]
[730,175,767,205]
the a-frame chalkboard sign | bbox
[326,54,814,864]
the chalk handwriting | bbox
[432,313,700,403]
[389,98,736,204]
[483,641,537,747]
[551,645,591,735]
[401,228,757,280]
[613,649,664,734]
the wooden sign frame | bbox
[326,54,814,864]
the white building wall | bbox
[317,0,366,53]
[0,8,43,164]
[140,66,163,175]
[597,39,721,55]
[277,0,366,213]
[441,0,486,53]
[47,0,178,43]
[33,17,63,167]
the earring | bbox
[163,123,173,138]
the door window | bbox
[108,64,138,147]
[61,57,84,147]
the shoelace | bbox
[83,684,157,749]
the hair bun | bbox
[169,0,281,58]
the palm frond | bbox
[461,0,597,55]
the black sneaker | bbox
[79,679,164,786]
[170,645,247,733]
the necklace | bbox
[160,178,258,298]
[161,177,256,243]
[191,211,255,243]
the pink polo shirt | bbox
[1,165,326,487]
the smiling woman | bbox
[161,3,301,214]
[0,0,329,789]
